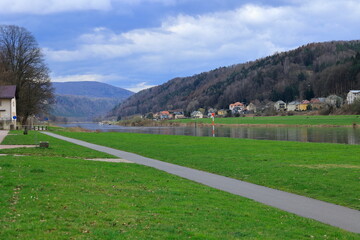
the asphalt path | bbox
[42,132,360,234]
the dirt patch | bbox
[85,158,134,163]
[0,145,37,149]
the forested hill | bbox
[52,81,133,99]
[51,81,133,121]
[110,40,360,117]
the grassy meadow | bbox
[0,131,359,239]
[173,115,360,126]
[55,131,360,211]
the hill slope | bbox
[110,40,360,117]
[51,81,133,121]
[52,81,133,99]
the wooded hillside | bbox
[110,40,360,117]
[51,81,133,121]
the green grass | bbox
[173,115,360,126]
[0,130,113,159]
[1,155,359,239]
[55,131,360,211]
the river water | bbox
[58,123,360,145]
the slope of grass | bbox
[55,131,360,210]
[174,115,360,126]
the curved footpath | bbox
[42,132,360,234]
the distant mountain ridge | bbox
[51,81,133,121]
[52,81,133,99]
[110,40,360,118]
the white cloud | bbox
[51,74,112,82]
[0,0,178,14]
[126,82,157,93]
[45,0,360,82]
[0,0,112,14]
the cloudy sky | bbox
[1,0,360,92]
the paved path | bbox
[0,130,9,143]
[42,132,360,233]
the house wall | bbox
[0,99,12,120]
[299,104,308,111]
[0,98,17,130]
[347,92,360,104]
[287,105,297,111]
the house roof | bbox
[0,85,16,99]
[349,90,360,94]
[229,102,244,107]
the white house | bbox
[287,101,300,111]
[0,85,17,130]
[274,100,287,111]
[347,90,360,104]
[191,111,203,119]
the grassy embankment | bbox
[0,131,359,239]
[173,115,360,127]
[56,131,360,211]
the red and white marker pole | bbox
[211,113,215,137]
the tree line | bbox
[0,25,54,125]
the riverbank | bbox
[2,131,358,238]
[115,115,360,128]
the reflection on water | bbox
[59,123,360,145]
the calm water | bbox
[58,123,360,145]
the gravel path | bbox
[42,131,360,233]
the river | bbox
[58,123,360,145]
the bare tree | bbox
[0,25,54,125]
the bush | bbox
[341,100,360,114]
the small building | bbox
[347,90,360,104]
[287,101,300,111]
[191,111,203,119]
[299,100,310,111]
[0,85,17,130]
[159,111,172,120]
[274,100,286,111]
[174,111,185,119]
[310,98,326,110]
[207,108,217,117]
[217,109,227,117]
[229,102,245,114]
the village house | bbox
[191,111,203,119]
[0,85,17,130]
[217,109,227,117]
[159,111,172,120]
[287,101,300,111]
[299,100,310,111]
[229,102,245,114]
[207,108,217,117]
[274,100,286,111]
[174,111,185,119]
[347,90,360,104]
[310,98,326,110]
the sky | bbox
[1,0,360,92]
